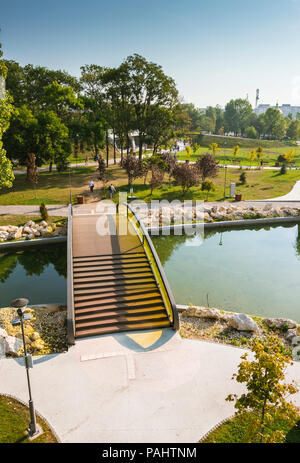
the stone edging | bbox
[0,236,67,250]
[147,215,300,232]
[0,392,61,443]
[198,413,236,443]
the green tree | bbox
[226,335,298,443]
[287,119,300,140]
[245,126,257,139]
[124,54,179,161]
[224,99,253,135]
[201,180,215,200]
[0,44,14,189]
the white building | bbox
[254,103,300,119]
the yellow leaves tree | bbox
[283,148,295,166]
[226,334,298,443]
[232,144,239,161]
[256,145,264,168]
[208,142,220,156]
[186,146,192,161]
[247,149,257,169]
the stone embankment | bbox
[0,220,67,243]
[134,204,300,227]
[179,305,300,353]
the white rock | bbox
[14,227,23,239]
[228,313,258,332]
[24,220,35,227]
[0,327,8,339]
[0,338,6,359]
[263,318,297,330]
[40,221,48,227]
[4,336,23,356]
[194,307,222,319]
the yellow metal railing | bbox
[117,202,179,330]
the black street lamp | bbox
[10,298,37,437]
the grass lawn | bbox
[2,164,300,205]
[178,145,300,167]
[110,166,300,202]
[201,410,300,443]
[0,167,96,205]
[0,395,58,443]
[0,215,66,227]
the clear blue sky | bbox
[1,0,300,108]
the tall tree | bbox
[0,44,14,189]
[124,54,179,160]
[224,99,253,136]
[80,64,110,166]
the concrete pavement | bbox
[1,329,300,443]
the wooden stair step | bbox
[73,265,151,276]
[76,313,168,328]
[73,278,157,290]
[74,293,162,309]
[73,252,145,262]
[75,307,166,321]
[73,273,154,283]
[73,283,157,296]
[75,299,164,315]
[73,259,148,269]
[75,320,171,338]
[74,288,160,302]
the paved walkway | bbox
[263,180,300,201]
[1,330,300,443]
[2,199,300,219]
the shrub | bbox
[195,153,219,181]
[239,172,247,184]
[280,164,287,175]
[40,203,49,221]
[201,180,215,201]
[173,163,200,195]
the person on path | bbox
[108,183,116,199]
[89,180,94,193]
[85,155,89,166]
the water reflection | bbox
[0,245,67,283]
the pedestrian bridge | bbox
[66,202,178,343]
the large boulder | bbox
[228,313,258,332]
[0,327,8,339]
[181,306,224,320]
[4,336,23,356]
[0,338,6,359]
[263,318,297,330]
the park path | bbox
[2,200,300,218]
[262,180,300,201]
[1,330,300,442]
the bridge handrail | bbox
[117,202,179,330]
[67,204,75,345]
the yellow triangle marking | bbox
[126,330,162,348]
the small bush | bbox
[280,164,287,175]
[239,172,247,184]
[40,203,49,221]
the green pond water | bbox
[152,223,300,322]
[0,243,67,307]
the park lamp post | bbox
[10,298,37,437]
[223,165,228,199]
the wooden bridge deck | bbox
[71,207,171,338]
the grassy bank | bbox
[0,215,66,226]
[0,395,58,443]
[201,410,300,443]
[178,145,300,167]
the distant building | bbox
[254,103,300,119]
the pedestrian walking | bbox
[108,183,116,199]
[85,155,89,166]
[89,180,94,193]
